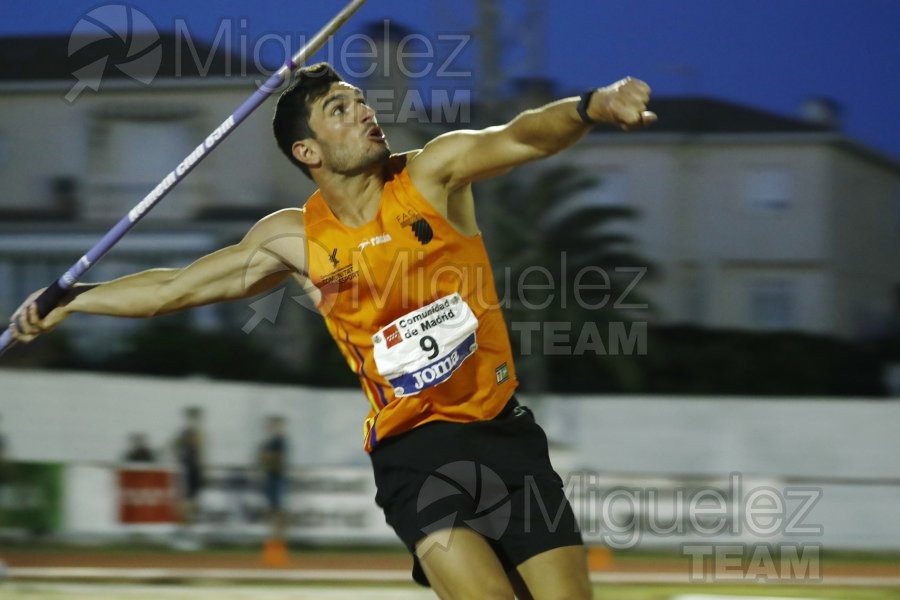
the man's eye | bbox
[333,106,344,115]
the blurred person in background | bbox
[0,414,6,575]
[172,406,204,547]
[0,413,7,461]
[0,412,8,482]
[122,432,156,463]
[258,415,289,565]
[0,412,10,481]
[0,413,9,536]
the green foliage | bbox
[2,328,77,369]
[641,325,888,397]
[78,316,359,388]
[96,322,299,383]
[484,164,654,393]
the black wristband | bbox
[34,281,70,319]
[577,89,598,125]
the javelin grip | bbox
[34,281,71,320]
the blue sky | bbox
[2,0,899,159]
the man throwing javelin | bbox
[12,63,654,599]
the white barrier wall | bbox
[5,369,900,477]
[63,464,121,536]
[535,396,900,479]
[1,369,898,550]
[0,369,371,467]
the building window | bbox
[748,279,796,329]
[87,108,199,220]
[96,119,193,181]
[744,168,792,213]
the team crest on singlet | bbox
[395,209,422,227]
[395,209,433,245]
[410,218,433,245]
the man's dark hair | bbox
[273,62,344,179]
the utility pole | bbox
[521,0,546,76]
[475,0,503,124]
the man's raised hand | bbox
[589,77,657,130]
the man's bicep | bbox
[238,209,310,291]
[171,244,286,306]
[232,244,293,297]
[176,219,298,305]
[414,127,544,190]
[229,216,304,298]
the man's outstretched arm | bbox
[410,77,655,191]
[10,210,303,343]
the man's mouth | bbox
[367,126,385,142]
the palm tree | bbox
[481,164,654,393]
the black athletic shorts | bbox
[370,396,583,587]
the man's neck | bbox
[315,166,385,228]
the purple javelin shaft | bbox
[0,0,367,355]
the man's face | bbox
[305,82,390,175]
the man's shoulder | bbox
[388,151,423,175]
[261,207,306,225]
[393,150,423,162]
[251,207,306,237]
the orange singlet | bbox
[302,161,518,452]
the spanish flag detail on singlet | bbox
[302,161,518,452]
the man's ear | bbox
[292,139,321,169]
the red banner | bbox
[118,468,178,523]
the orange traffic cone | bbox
[262,538,289,568]
[587,545,613,571]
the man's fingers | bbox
[22,304,37,331]
[626,88,650,106]
[619,88,644,108]
[631,79,651,97]
[599,78,655,130]
[16,308,34,336]
[609,98,647,127]
[620,107,642,126]
[8,288,54,343]
[11,314,28,342]
[621,78,651,101]
[12,327,35,343]
[619,110,657,131]
[10,301,48,340]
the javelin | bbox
[0,0,367,355]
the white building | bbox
[560,98,900,340]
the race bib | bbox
[372,293,478,397]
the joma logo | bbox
[412,350,460,390]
